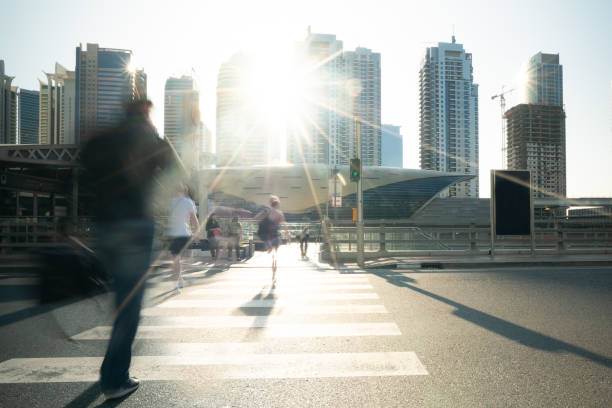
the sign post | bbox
[490,170,534,256]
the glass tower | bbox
[419,37,479,197]
[525,52,563,106]
[18,89,39,144]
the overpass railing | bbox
[320,219,612,261]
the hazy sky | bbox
[2,0,611,197]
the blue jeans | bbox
[97,220,154,391]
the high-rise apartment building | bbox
[18,89,39,144]
[164,75,200,168]
[345,47,381,166]
[135,69,147,100]
[76,43,139,142]
[505,104,566,198]
[381,124,402,167]
[287,32,346,166]
[216,53,269,166]
[525,53,563,106]
[419,37,479,197]
[288,31,381,167]
[0,60,18,144]
[39,63,76,144]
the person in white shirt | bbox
[167,184,200,292]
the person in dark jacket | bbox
[80,99,179,400]
[205,212,221,262]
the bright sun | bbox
[244,52,310,132]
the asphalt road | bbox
[0,244,610,407]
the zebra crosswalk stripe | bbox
[0,352,428,383]
[71,322,402,340]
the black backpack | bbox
[257,213,273,241]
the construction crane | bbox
[491,87,514,168]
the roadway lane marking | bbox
[0,352,427,382]
[71,322,402,339]
[141,304,389,315]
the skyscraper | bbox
[288,31,346,166]
[76,43,139,143]
[419,37,479,197]
[135,69,147,100]
[344,47,381,166]
[381,124,402,167]
[0,60,17,145]
[525,53,563,106]
[215,53,268,166]
[288,30,381,167]
[18,89,39,144]
[505,104,566,198]
[164,75,200,168]
[39,63,76,145]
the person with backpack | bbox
[255,195,286,280]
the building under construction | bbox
[505,104,566,199]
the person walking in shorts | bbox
[167,184,200,292]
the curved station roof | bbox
[199,165,474,221]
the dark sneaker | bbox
[104,377,140,400]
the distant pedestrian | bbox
[300,227,310,259]
[255,195,286,280]
[227,216,242,261]
[205,212,221,262]
[80,99,179,400]
[167,183,200,292]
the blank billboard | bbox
[492,170,531,236]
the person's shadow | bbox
[238,286,277,341]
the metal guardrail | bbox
[3,217,611,259]
[320,220,612,261]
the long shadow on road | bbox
[373,270,612,369]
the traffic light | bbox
[350,158,360,182]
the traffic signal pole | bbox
[356,121,364,267]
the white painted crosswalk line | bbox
[71,322,402,340]
[200,276,369,283]
[141,303,389,315]
[190,285,373,293]
[205,279,370,287]
[1,264,433,385]
[148,298,377,310]
[0,352,427,383]
[182,293,378,300]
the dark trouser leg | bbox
[98,221,153,391]
[233,236,239,259]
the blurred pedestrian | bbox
[80,98,179,400]
[255,195,286,280]
[227,216,242,261]
[300,227,310,259]
[167,183,200,292]
[205,212,221,262]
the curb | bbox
[392,260,612,269]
